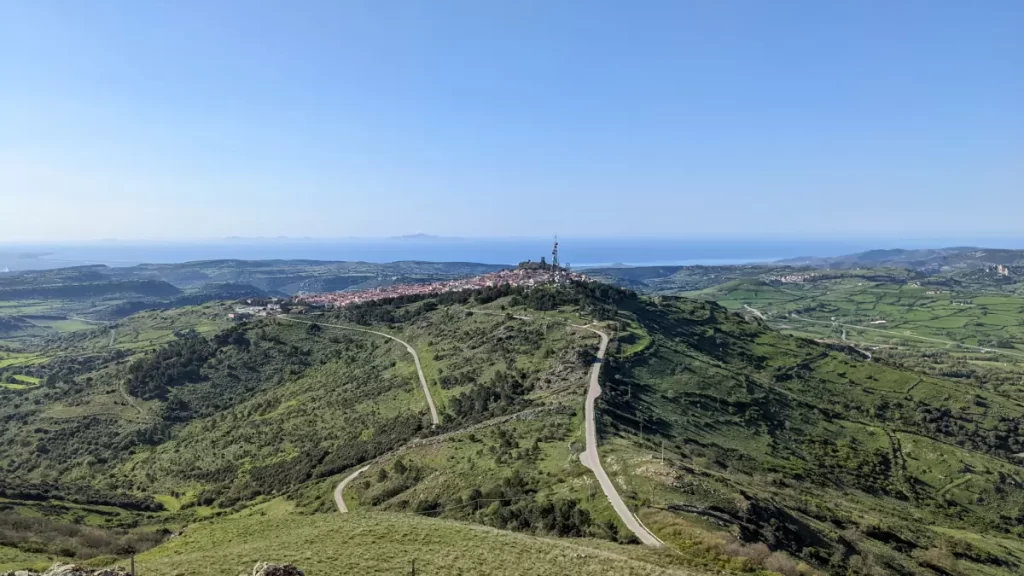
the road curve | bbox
[575,325,663,547]
[334,465,370,513]
[277,316,439,426]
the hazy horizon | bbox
[4,235,1024,273]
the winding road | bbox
[296,312,663,545]
[575,325,664,547]
[277,316,439,426]
[334,465,370,512]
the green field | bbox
[695,275,1024,404]
[0,351,47,368]
[0,545,59,573]
[24,317,98,333]
[699,277,1024,351]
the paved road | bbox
[277,316,439,426]
[575,325,663,547]
[334,465,370,513]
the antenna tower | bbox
[551,235,560,269]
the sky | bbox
[1,1,1021,242]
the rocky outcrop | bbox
[2,563,130,576]
[3,562,303,576]
[251,563,305,576]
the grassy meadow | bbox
[135,507,700,576]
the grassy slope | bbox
[598,295,1024,575]
[0,545,57,573]
[10,281,1024,575]
[696,276,1024,403]
[136,505,695,576]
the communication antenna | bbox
[552,235,560,269]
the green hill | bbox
[596,295,1024,575]
[3,280,1024,575]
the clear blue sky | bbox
[2,1,1021,242]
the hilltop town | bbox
[226,241,587,318]
[295,264,586,309]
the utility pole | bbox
[411,559,416,576]
[130,554,135,576]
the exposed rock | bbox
[251,563,305,576]
[2,563,131,576]
[4,562,304,576]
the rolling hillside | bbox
[3,280,1024,575]
[0,260,507,339]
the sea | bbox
[0,236,1021,272]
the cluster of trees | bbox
[916,407,1024,456]
[363,457,425,507]
[799,437,895,496]
[438,366,481,390]
[337,289,476,325]
[0,316,32,335]
[127,331,214,399]
[0,508,167,559]
[447,369,533,425]
[404,470,604,540]
[507,280,636,316]
[126,325,271,410]
[981,337,1016,349]
[42,349,131,389]
[0,480,162,512]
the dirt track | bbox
[277,316,439,425]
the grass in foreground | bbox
[0,545,59,572]
[136,510,697,576]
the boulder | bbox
[251,563,305,576]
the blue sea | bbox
[1,236,1021,272]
